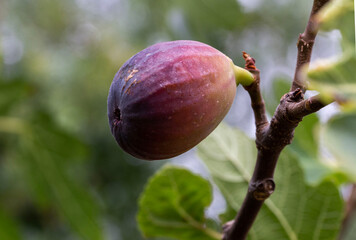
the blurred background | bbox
[0,0,343,239]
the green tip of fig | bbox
[233,65,254,86]
[107,40,239,160]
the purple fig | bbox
[108,40,253,160]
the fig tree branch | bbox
[291,0,330,92]
[223,0,333,236]
[221,53,325,240]
[231,60,331,238]
[288,94,330,119]
[223,57,332,240]
[339,184,356,239]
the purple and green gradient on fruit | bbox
[107,40,254,160]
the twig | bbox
[288,94,329,119]
[241,51,269,137]
[291,0,330,92]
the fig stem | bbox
[233,65,254,87]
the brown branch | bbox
[223,52,331,240]
[339,184,356,239]
[221,2,333,238]
[291,0,330,92]
[288,94,329,119]
[242,52,269,137]
[221,54,271,240]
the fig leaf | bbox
[137,165,221,240]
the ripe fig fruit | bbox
[108,40,253,160]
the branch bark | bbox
[291,0,330,92]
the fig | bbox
[108,40,253,160]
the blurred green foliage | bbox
[1,0,354,239]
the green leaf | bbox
[0,208,22,240]
[317,0,355,49]
[198,124,344,240]
[289,114,333,184]
[292,114,319,157]
[198,124,256,207]
[137,165,222,240]
[308,54,356,110]
[266,77,291,116]
[321,113,356,180]
[307,0,355,109]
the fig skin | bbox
[108,40,237,160]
